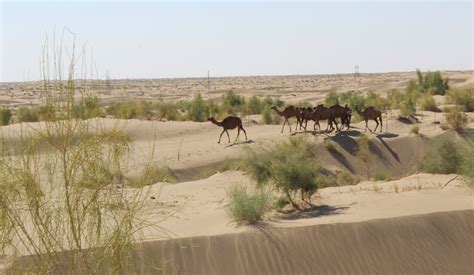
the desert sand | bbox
[2,71,474,273]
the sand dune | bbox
[14,210,474,274]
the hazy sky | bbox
[1,1,473,82]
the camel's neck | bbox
[356,108,364,117]
[272,108,284,116]
[210,118,223,127]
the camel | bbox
[304,104,336,132]
[271,105,300,133]
[355,106,383,132]
[298,107,314,131]
[207,116,248,143]
[329,104,352,131]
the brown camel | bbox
[271,105,300,133]
[298,107,314,131]
[207,116,248,143]
[307,104,336,132]
[355,106,383,132]
[329,104,352,131]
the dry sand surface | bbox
[2,70,474,273]
[0,71,472,106]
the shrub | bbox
[324,140,337,152]
[38,103,56,121]
[416,70,449,95]
[72,96,103,119]
[336,170,359,186]
[420,94,438,112]
[156,101,181,121]
[371,170,390,181]
[246,96,262,114]
[0,108,12,126]
[446,88,474,112]
[400,96,416,117]
[366,91,389,110]
[227,185,273,224]
[262,105,281,125]
[128,164,174,188]
[16,106,39,122]
[243,137,321,206]
[325,91,340,106]
[411,125,420,134]
[421,135,462,174]
[188,93,209,122]
[445,108,468,130]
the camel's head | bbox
[207,117,214,122]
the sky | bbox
[1,1,473,82]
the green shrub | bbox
[72,96,103,119]
[420,94,439,111]
[188,93,209,122]
[243,137,321,206]
[421,135,462,174]
[366,91,389,110]
[325,91,340,106]
[416,70,449,95]
[16,107,39,122]
[324,140,337,152]
[246,96,262,114]
[446,88,474,112]
[400,96,416,117]
[262,105,281,125]
[38,103,56,121]
[128,164,174,188]
[227,185,273,224]
[388,89,405,110]
[356,135,371,178]
[371,170,390,181]
[0,108,12,126]
[156,101,181,120]
[411,125,420,134]
[445,108,468,130]
[274,196,290,210]
[336,171,359,186]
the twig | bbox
[442,175,459,188]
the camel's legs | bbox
[281,119,287,133]
[218,129,226,143]
[373,119,379,132]
[235,128,240,142]
[286,118,292,133]
[240,126,248,140]
[225,130,231,143]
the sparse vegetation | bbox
[243,137,321,207]
[128,164,174,188]
[336,170,359,186]
[0,108,12,125]
[420,94,439,112]
[16,106,40,122]
[355,135,371,178]
[411,125,420,134]
[371,170,390,181]
[421,134,462,174]
[446,88,474,112]
[416,70,449,95]
[227,185,273,224]
[445,107,468,130]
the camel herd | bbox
[207,104,383,143]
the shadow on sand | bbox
[225,139,255,147]
[277,204,349,221]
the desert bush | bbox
[243,137,321,206]
[445,108,468,130]
[336,170,359,186]
[0,108,12,126]
[72,95,103,119]
[128,164,174,188]
[188,93,209,122]
[323,139,337,152]
[387,89,405,110]
[261,105,282,125]
[156,101,181,121]
[411,125,420,134]
[371,170,390,181]
[416,70,449,95]
[420,94,439,112]
[366,91,389,110]
[38,103,56,121]
[227,185,273,224]
[246,96,262,114]
[421,134,462,174]
[0,37,156,274]
[16,106,40,122]
[446,88,474,112]
[325,91,340,106]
